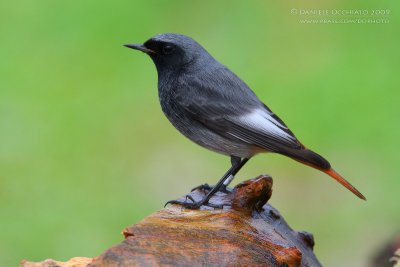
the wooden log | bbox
[20,257,92,267]
[21,175,321,267]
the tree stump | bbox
[21,175,321,267]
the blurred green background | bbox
[0,0,399,266]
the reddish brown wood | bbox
[21,257,93,267]
[22,175,321,267]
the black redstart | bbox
[124,33,365,209]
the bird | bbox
[124,33,366,209]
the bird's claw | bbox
[191,183,232,194]
[164,194,229,210]
[191,183,212,193]
[164,199,202,209]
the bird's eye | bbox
[162,45,175,55]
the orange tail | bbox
[281,148,366,200]
[324,168,366,200]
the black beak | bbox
[124,44,155,54]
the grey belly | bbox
[166,115,253,158]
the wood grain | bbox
[22,175,321,267]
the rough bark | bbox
[21,175,321,267]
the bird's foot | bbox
[191,183,232,194]
[191,183,212,193]
[165,195,228,210]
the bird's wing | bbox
[176,68,303,152]
[220,108,303,151]
[190,105,303,152]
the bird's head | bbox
[125,33,212,73]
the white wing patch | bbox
[233,109,295,142]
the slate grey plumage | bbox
[125,33,365,208]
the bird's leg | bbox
[220,156,242,192]
[165,158,249,209]
[191,156,242,194]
